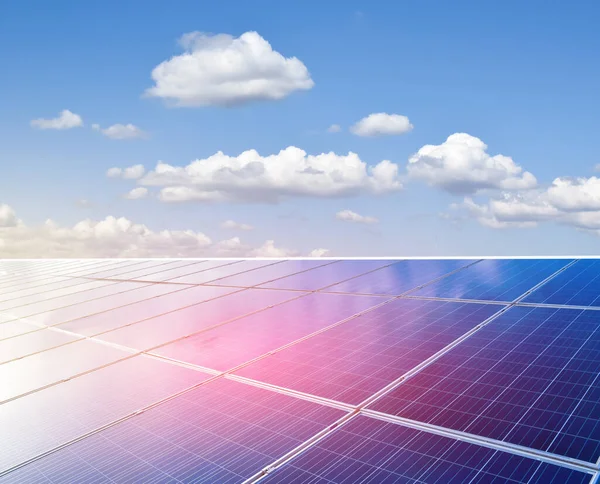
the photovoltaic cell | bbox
[0,340,130,403]
[0,329,79,365]
[97,287,301,350]
[152,292,387,371]
[411,259,572,302]
[0,356,208,473]
[56,285,241,336]
[523,259,600,307]
[0,257,598,483]
[259,260,396,291]
[262,416,592,484]
[167,260,278,284]
[209,259,334,287]
[0,281,149,323]
[11,281,190,328]
[370,305,600,463]
[235,299,500,404]
[87,259,205,281]
[0,379,346,483]
[324,259,472,295]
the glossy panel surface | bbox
[263,416,591,484]
[99,288,300,350]
[0,356,208,473]
[0,340,130,402]
[167,260,276,284]
[523,259,600,306]
[210,259,333,287]
[154,293,387,371]
[412,259,571,301]
[260,260,396,290]
[326,259,472,295]
[58,285,238,336]
[236,299,500,404]
[0,379,345,483]
[370,306,600,462]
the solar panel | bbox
[259,416,592,484]
[0,257,598,484]
[523,259,600,307]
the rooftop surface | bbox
[0,258,599,483]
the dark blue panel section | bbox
[412,259,571,302]
[524,259,600,307]
[235,299,500,404]
[370,306,600,463]
[263,416,591,484]
[0,379,345,484]
[325,259,472,295]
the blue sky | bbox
[1,0,600,257]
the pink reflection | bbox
[99,288,299,350]
[153,293,386,371]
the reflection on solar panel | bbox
[0,257,598,484]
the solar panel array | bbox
[0,258,598,483]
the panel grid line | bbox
[242,259,581,482]
[0,258,593,484]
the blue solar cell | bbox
[0,355,208,474]
[411,259,572,302]
[235,299,500,404]
[324,259,472,295]
[524,259,600,307]
[0,379,346,483]
[261,416,591,484]
[370,306,600,463]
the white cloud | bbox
[221,220,254,231]
[327,124,342,133]
[0,204,311,258]
[130,146,401,203]
[30,110,83,130]
[0,204,20,228]
[93,123,146,140]
[336,209,378,224]
[407,133,537,195]
[350,113,413,137]
[455,176,600,233]
[309,248,330,257]
[107,164,146,180]
[144,31,314,107]
[250,240,299,257]
[546,177,600,212]
[124,187,149,200]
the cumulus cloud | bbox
[124,187,149,200]
[250,240,299,257]
[454,176,600,234]
[221,220,254,231]
[350,113,413,137]
[93,123,147,139]
[309,248,330,257]
[545,177,600,212]
[336,209,378,224]
[327,124,342,133]
[107,164,146,179]
[0,204,20,228]
[407,133,537,195]
[144,31,314,107]
[30,110,83,130]
[0,204,309,258]
[126,146,401,203]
